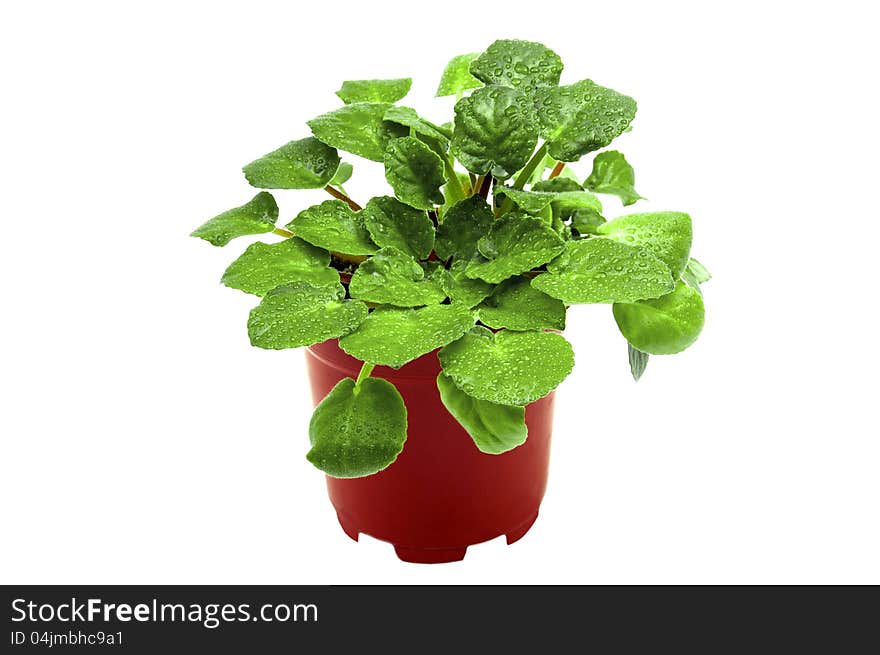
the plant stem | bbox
[513,143,548,190]
[444,155,467,203]
[273,227,294,238]
[325,185,362,211]
[497,144,549,216]
[355,362,375,390]
[548,161,565,179]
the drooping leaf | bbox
[247,282,367,349]
[383,136,446,210]
[465,213,565,283]
[531,238,674,304]
[384,106,451,146]
[349,247,446,307]
[438,261,494,308]
[571,208,606,235]
[628,343,649,381]
[307,377,407,478]
[242,137,340,190]
[221,237,339,296]
[477,276,566,331]
[469,39,563,103]
[434,196,494,261]
[439,327,574,405]
[191,192,278,247]
[329,161,353,187]
[362,196,434,259]
[436,53,483,97]
[613,281,705,355]
[584,150,643,206]
[286,199,378,255]
[451,85,539,179]
[436,373,527,454]
[308,103,408,162]
[340,304,476,368]
[682,257,712,294]
[336,78,412,104]
[532,177,583,192]
[596,211,692,279]
[539,80,637,161]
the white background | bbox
[1,1,878,584]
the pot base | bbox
[335,510,540,563]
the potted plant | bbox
[191,39,709,563]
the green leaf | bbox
[191,192,278,247]
[247,282,368,349]
[539,80,637,161]
[531,238,674,304]
[451,86,539,179]
[339,304,476,368]
[308,103,407,162]
[438,261,494,308]
[477,276,566,331]
[596,211,692,279]
[532,177,583,192]
[439,327,574,405]
[494,186,602,217]
[242,137,340,190]
[221,237,339,296]
[330,161,353,187]
[628,343,649,381]
[384,106,451,146]
[613,281,705,355]
[434,196,494,261]
[336,78,412,104]
[349,247,446,307]
[465,213,565,284]
[383,136,446,210]
[362,196,434,259]
[307,376,407,478]
[584,150,643,206]
[683,258,711,286]
[436,53,483,97]
[436,373,527,454]
[571,208,606,235]
[286,199,378,256]
[469,40,563,102]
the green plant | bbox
[192,39,709,478]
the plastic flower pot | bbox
[305,339,556,563]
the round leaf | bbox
[469,40,563,101]
[190,192,277,247]
[307,377,407,478]
[362,196,434,259]
[383,136,446,210]
[439,327,574,405]
[335,78,412,104]
[436,53,483,97]
[221,237,339,296]
[286,199,378,256]
[436,373,527,455]
[247,282,368,350]
[613,281,705,355]
[451,86,539,179]
[349,248,446,307]
[531,238,674,304]
[539,80,637,162]
[384,106,451,146]
[596,211,692,279]
[339,304,476,368]
[243,137,340,190]
[438,261,494,308]
[434,196,494,261]
[308,102,408,162]
[477,276,566,331]
[465,214,565,284]
[584,150,643,206]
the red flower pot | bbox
[305,339,555,563]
